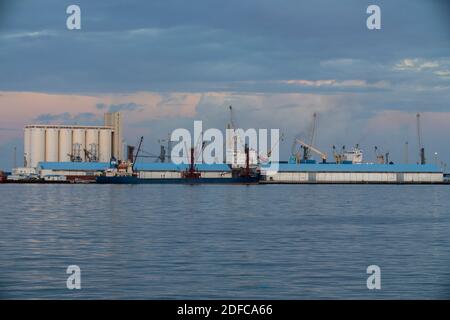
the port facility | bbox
[1,109,446,185]
[261,163,443,184]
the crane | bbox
[83,143,98,162]
[67,143,82,162]
[192,130,206,163]
[305,112,318,160]
[308,112,317,147]
[132,136,144,172]
[134,135,175,163]
[227,105,260,167]
[332,145,343,163]
[84,148,97,162]
[291,113,319,162]
[227,105,245,165]
[258,133,284,163]
[156,133,172,162]
[295,139,327,163]
[416,113,425,164]
[228,105,237,130]
[374,146,384,164]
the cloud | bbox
[1,1,449,93]
[394,59,440,71]
[434,70,450,77]
[276,79,389,90]
[0,90,203,150]
[33,112,99,124]
[96,102,143,112]
[320,59,356,67]
[0,30,55,40]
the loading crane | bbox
[84,149,97,162]
[84,144,98,162]
[291,113,319,162]
[332,145,345,164]
[134,135,174,163]
[374,146,391,164]
[227,105,246,165]
[304,112,317,160]
[417,113,426,164]
[295,139,327,163]
[374,146,384,164]
[132,136,144,172]
[258,133,284,163]
[67,143,82,162]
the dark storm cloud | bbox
[0,0,449,94]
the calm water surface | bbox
[0,184,449,299]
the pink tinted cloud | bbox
[0,91,202,143]
[367,110,450,135]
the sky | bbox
[0,0,449,170]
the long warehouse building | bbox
[260,163,444,184]
[24,112,123,168]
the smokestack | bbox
[127,145,135,163]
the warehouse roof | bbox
[134,162,231,172]
[261,163,442,173]
[38,162,111,171]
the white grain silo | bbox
[45,128,59,162]
[24,127,31,167]
[59,128,73,162]
[99,129,112,162]
[72,128,86,161]
[85,129,99,161]
[30,127,46,168]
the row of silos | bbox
[24,126,113,168]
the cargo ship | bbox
[96,145,260,184]
[96,167,260,184]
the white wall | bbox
[263,171,443,183]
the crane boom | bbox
[132,136,144,172]
[228,105,236,130]
[259,133,284,162]
[416,113,422,150]
[416,113,426,164]
[309,112,317,146]
[295,139,327,162]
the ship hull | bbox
[96,175,260,184]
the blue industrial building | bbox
[263,163,442,173]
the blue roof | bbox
[134,162,231,172]
[261,163,442,173]
[133,162,180,171]
[38,162,110,171]
[196,163,231,172]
